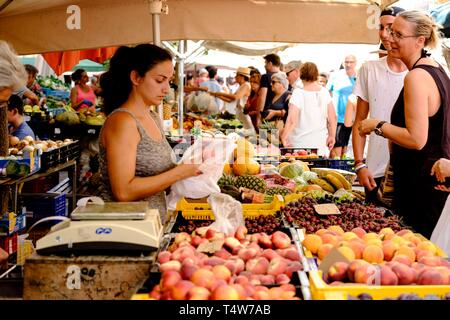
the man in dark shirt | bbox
[258,53,281,119]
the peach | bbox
[347,259,369,282]
[174,232,191,244]
[171,280,195,300]
[149,287,161,300]
[171,246,196,263]
[396,229,413,237]
[235,225,248,241]
[267,287,284,300]
[157,251,172,264]
[214,248,232,260]
[159,260,182,273]
[187,286,211,300]
[327,225,345,235]
[211,285,239,300]
[381,240,398,261]
[226,257,245,275]
[416,241,437,255]
[317,243,334,260]
[302,234,323,255]
[417,268,445,285]
[205,256,226,267]
[320,233,339,246]
[205,228,217,239]
[245,257,270,275]
[337,246,355,261]
[267,257,288,276]
[212,265,232,282]
[435,267,450,285]
[380,265,398,286]
[230,283,247,300]
[391,254,412,267]
[365,238,383,247]
[238,247,258,261]
[261,248,280,261]
[249,275,262,286]
[258,233,273,249]
[343,232,358,241]
[260,274,275,286]
[253,289,270,300]
[347,240,365,259]
[379,227,395,236]
[354,264,379,285]
[224,237,243,254]
[363,232,380,243]
[193,226,209,237]
[160,270,182,290]
[275,273,291,285]
[233,275,249,286]
[190,235,203,247]
[285,261,303,278]
[351,227,367,238]
[391,263,416,285]
[283,247,301,261]
[418,256,443,267]
[394,246,416,263]
[328,261,349,282]
[190,268,216,290]
[362,245,384,264]
[414,249,434,261]
[280,283,296,293]
[315,228,328,236]
[180,264,198,280]
[271,231,291,249]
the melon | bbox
[234,139,255,159]
[233,157,260,176]
[279,163,304,179]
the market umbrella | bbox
[42,47,117,75]
[0,0,399,55]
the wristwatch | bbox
[374,121,387,136]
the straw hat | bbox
[236,67,251,77]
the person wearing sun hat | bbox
[284,60,303,92]
[210,67,253,130]
[351,5,408,205]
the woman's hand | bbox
[435,184,450,192]
[177,163,203,179]
[265,109,279,121]
[358,119,379,136]
[431,158,450,183]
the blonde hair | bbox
[398,10,443,49]
[0,41,27,91]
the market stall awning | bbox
[0,0,398,55]
[41,47,117,75]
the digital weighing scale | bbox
[35,200,163,256]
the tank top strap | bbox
[148,110,164,132]
[109,108,146,137]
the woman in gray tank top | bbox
[98,44,201,225]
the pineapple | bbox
[234,175,267,193]
[218,174,236,188]
[265,185,292,196]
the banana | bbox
[311,178,335,193]
[351,191,365,201]
[325,174,344,191]
[327,170,352,190]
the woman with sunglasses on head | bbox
[359,11,450,238]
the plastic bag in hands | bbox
[431,194,450,256]
[167,136,236,210]
[207,193,245,236]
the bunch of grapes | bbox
[281,197,404,233]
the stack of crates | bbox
[0,211,27,255]
[19,193,67,226]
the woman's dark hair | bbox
[24,64,38,77]
[100,44,172,115]
[71,68,86,82]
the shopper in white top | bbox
[281,62,337,156]
[352,6,408,203]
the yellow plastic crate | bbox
[309,270,450,300]
[176,195,283,220]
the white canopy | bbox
[0,0,398,55]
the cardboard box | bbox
[23,253,155,300]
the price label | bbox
[313,204,341,215]
[54,128,61,134]
[88,129,95,134]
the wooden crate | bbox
[23,253,155,300]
